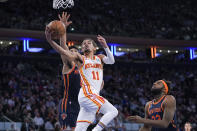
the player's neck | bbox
[84,52,94,59]
[154,93,165,102]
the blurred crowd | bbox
[0,0,197,40]
[0,56,196,131]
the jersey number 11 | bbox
[92,71,99,80]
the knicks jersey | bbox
[79,55,103,94]
[60,65,81,113]
[148,95,177,131]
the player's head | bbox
[69,46,79,53]
[184,122,192,131]
[81,38,97,54]
[151,79,171,97]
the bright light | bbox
[118,48,121,51]
[110,45,114,55]
[0,41,3,44]
[190,48,197,60]
[26,40,29,50]
[159,50,162,52]
[9,42,12,45]
[23,40,26,52]
[175,50,178,53]
[96,47,99,50]
[79,46,81,49]
[168,50,170,53]
[71,28,74,31]
[127,48,130,51]
[135,49,139,51]
[28,48,44,52]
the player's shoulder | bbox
[145,101,152,108]
[165,95,176,102]
[163,95,176,107]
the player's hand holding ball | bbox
[45,26,53,42]
[97,35,108,48]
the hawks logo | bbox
[61,113,67,120]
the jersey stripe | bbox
[65,75,69,111]
[77,120,92,124]
[67,64,76,75]
[79,68,105,104]
[62,74,70,112]
[81,82,101,107]
[153,95,165,105]
[79,68,102,107]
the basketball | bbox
[47,20,66,39]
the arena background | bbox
[0,0,196,131]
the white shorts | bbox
[76,88,106,123]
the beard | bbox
[151,88,163,97]
[84,48,91,53]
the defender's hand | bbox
[127,115,144,123]
[97,35,108,48]
[58,12,72,27]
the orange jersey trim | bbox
[77,120,92,124]
[80,68,93,94]
[79,56,85,70]
[67,64,76,75]
[62,74,69,112]
[147,102,152,115]
[153,95,165,105]
[79,68,105,104]
[81,83,101,107]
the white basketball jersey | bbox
[79,55,103,95]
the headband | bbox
[160,80,168,94]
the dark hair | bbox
[69,46,79,51]
[82,38,97,48]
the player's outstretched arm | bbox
[97,35,115,64]
[59,12,72,51]
[139,102,152,131]
[45,26,79,61]
[58,12,74,74]
[128,95,176,128]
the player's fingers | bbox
[66,14,70,20]
[64,12,67,18]
[58,14,62,20]
[46,26,50,31]
[67,21,72,25]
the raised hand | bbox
[58,12,72,28]
[97,35,108,48]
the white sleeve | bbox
[102,48,115,64]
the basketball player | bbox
[45,25,118,131]
[128,80,177,131]
[58,12,80,131]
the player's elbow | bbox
[110,59,115,64]
[162,121,170,128]
[109,57,115,64]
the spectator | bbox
[33,113,44,130]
